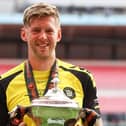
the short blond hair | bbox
[23,2,60,26]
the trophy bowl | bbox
[31,88,80,126]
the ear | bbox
[20,27,27,42]
[57,28,62,43]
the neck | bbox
[28,57,56,71]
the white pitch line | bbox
[97,89,126,97]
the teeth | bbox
[39,43,48,47]
[40,44,46,47]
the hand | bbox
[79,108,100,126]
[64,118,77,126]
[8,105,31,126]
[64,108,100,126]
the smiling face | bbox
[21,16,61,60]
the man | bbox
[0,2,103,126]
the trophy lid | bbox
[32,88,79,108]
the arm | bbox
[0,82,10,126]
[82,72,103,126]
[63,70,103,126]
[68,68,103,126]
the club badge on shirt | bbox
[63,87,76,99]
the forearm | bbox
[94,118,103,126]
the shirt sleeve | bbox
[82,73,101,114]
[0,81,10,126]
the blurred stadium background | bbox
[0,0,126,125]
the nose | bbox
[39,31,47,40]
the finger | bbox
[18,122,27,126]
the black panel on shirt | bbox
[0,70,22,126]
[59,66,100,114]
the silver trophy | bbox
[31,78,80,126]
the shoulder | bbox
[0,62,25,80]
[58,59,96,87]
[58,59,91,74]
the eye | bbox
[31,28,41,33]
[46,28,55,35]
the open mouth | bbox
[37,43,49,50]
[39,43,49,47]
